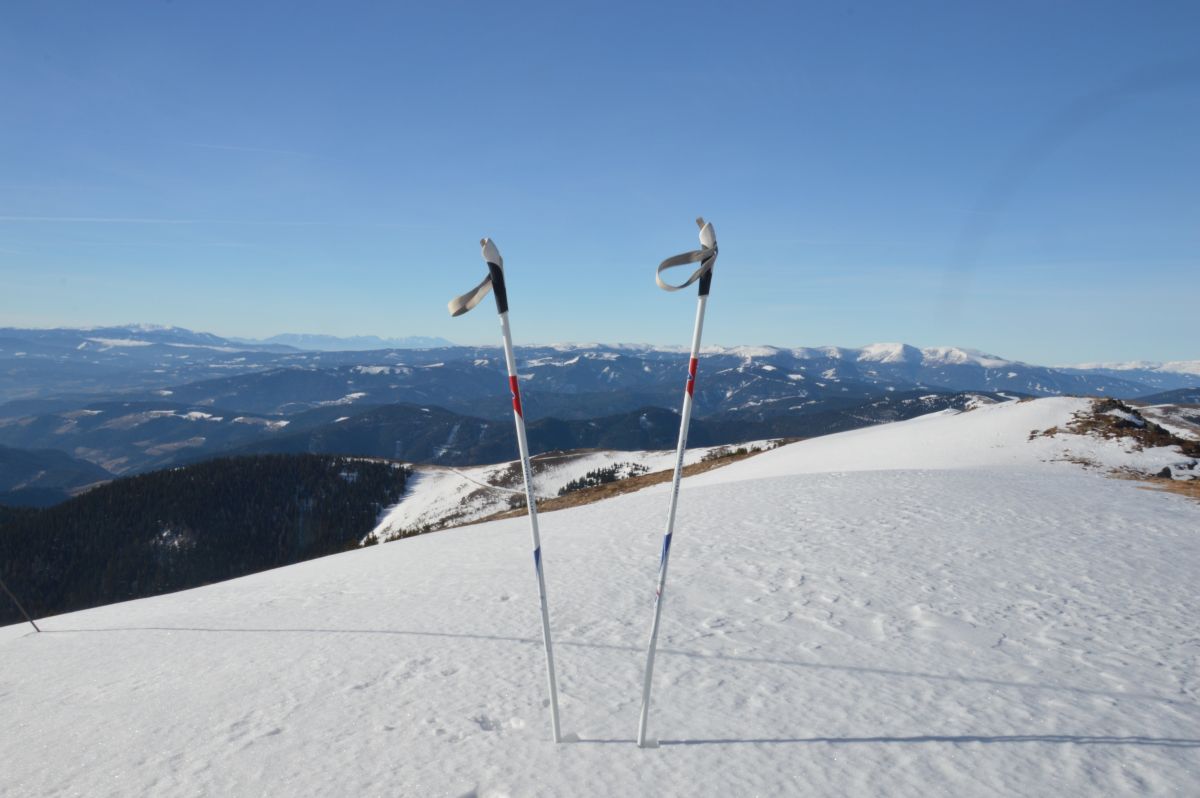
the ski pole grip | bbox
[481,238,509,314]
[655,218,718,294]
[446,237,509,317]
[486,260,509,315]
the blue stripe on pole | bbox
[534,545,542,573]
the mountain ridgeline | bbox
[228,392,1000,466]
[0,454,408,626]
[1,327,1196,489]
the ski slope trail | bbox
[2,399,1198,796]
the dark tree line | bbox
[558,462,649,496]
[0,454,408,626]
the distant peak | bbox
[856,343,923,364]
[919,346,1013,368]
[1070,360,1200,376]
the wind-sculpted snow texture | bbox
[2,399,1198,796]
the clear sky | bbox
[1,1,1196,364]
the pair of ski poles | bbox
[447,218,718,747]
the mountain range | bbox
[0,326,1196,503]
[229,333,455,351]
[3,327,1197,408]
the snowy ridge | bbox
[3,398,1199,796]
[690,343,1017,368]
[694,397,1190,484]
[368,442,778,540]
[1072,359,1200,376]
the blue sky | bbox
[1,1,1196,364]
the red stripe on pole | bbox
[509,375,523,417]
[686,357,698,397]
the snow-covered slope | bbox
[369,441,779,540]
[3,399,1198,797]
[694,397,1191,484]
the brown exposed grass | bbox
[1031,399,1200,505]
[1113,471,1200,504]
[1145,480,1200,502]
[1031,398,1200,457]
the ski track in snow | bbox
[2,398,1199,796]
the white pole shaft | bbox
[498,311,563,744]
[637,293,708,747]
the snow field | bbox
[2,398,1198,796]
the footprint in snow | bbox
[472,714,501,731]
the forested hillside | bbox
[0,454,408,625]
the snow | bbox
[525,356,581,367]
[856,342,918,364]
[165,343,242,353]
[1161,360,1200,376]
[371,444,775,540]
[1140,405,1200,442]
[181,411,223,422]
[1103,408,1144,427]
[1072,359,1200,376]
[85,337,155,347]
[691,398,1187,484]
[232,417,291,431]
[919,346,1012,369]
[707,345,781,358]
[62,409,104,418]
[317,392,369,407]
[3,399,1199,796]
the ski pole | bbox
[637,217,718,748]
[448,238,563,744]
[0,571,40,633]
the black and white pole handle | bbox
[448,238,509,317]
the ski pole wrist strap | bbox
[655,217,718,294]
[448,238,509,316]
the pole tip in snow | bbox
[480,237,503,267]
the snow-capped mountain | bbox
[231,333,455,351]
[3,397,1197,796]
[1070,359,1200,376]
[1059,359,1200,393]
[3,327,1196,409]
[3,328,1195,481]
